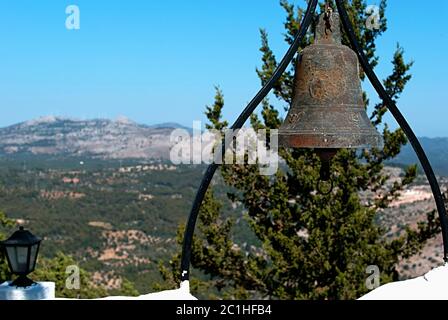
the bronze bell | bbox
[279,12,383,171]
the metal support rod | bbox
[179,0,319,282]
[335,0,448,260]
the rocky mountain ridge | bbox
[0,116,191,160]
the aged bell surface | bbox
[279,12,384,153]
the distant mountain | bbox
[389,137,448,177]
[0,116,188,160]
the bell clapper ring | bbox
[317,159,334,195]
[316,149,336,195]
[317,178,334,195]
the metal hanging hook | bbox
[324,0,332,15]
[324,0,333,33]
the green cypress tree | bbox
[160,0,442,299]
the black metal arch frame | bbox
[180,0,448,283]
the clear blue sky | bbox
[0,0,447,137]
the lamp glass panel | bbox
[6,246,29,274]
[29,243,39,271]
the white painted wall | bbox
[0,282,55,300]
[5,268,448,301]
[97,281,197,300]
[360,264,448,300]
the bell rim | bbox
[278,131,384,150]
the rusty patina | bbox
[279,12,383,153]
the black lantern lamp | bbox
[0,227,42,287]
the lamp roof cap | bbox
[0,226,41,246]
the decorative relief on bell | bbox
[287,111,305,125]
[308,67,346,102]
